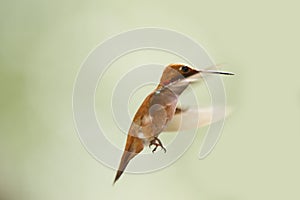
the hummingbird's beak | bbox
[199,70,235,76]
[183,69,234,83]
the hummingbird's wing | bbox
[164,106,232,132]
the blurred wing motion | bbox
[164,106,232,132]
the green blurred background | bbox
[1,0,300,199]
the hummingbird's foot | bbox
[149,137,166,153]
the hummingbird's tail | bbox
[114,135,144,184]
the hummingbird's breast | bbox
[131,88,178,141]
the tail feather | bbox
[113,135,144,184]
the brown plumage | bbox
[113,63,234,183]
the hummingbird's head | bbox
[159,64,199,86]
[159,63,234,86]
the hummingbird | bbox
[114,63,234,183]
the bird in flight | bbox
[114,63,234,183]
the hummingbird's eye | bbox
[180,66,190,73]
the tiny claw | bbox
[152,146,158,153]
[161,146,167,153]
[149,137,167,153]
[149,142,157,153]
